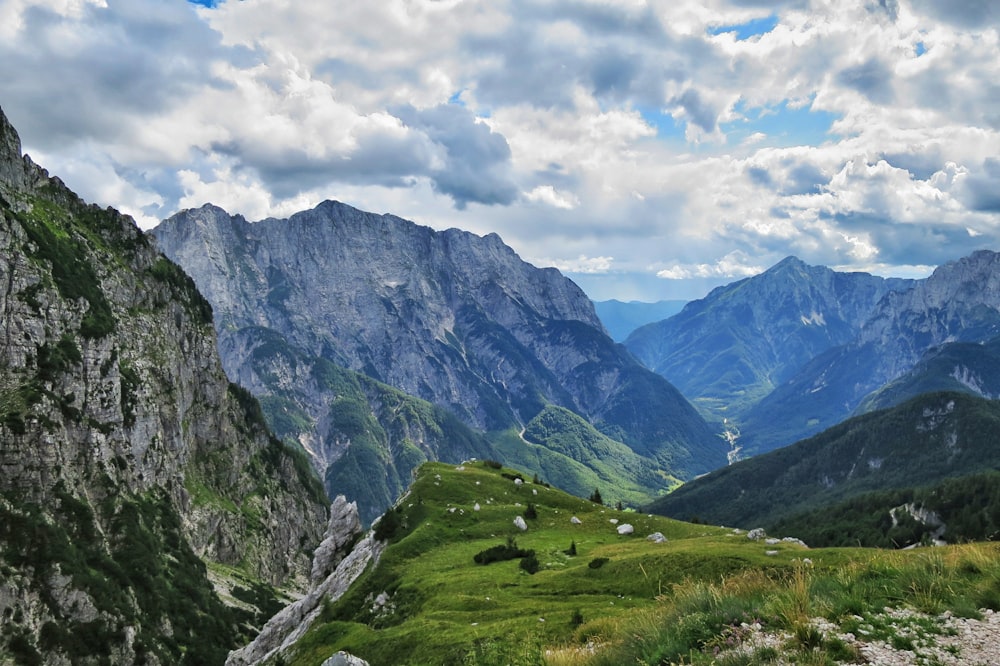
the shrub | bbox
[483,460,503,469]
[520,552,540,575]
[588,557,609,569]
[474,538,533,566]
[524,503,537,520]
[589,488,603,504]
[565,541,577,556]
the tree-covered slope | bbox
[647,392,1000,530]
[0,105,327,663]
[770,471,1000,549]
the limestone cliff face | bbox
[153,202,724,520]
[154,202,605,430]
[0,106,327,664]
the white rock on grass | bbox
[746,528,767,541]
[616,524,634,535]
[646,532,667,543]
[570,516,582,525]
[473,503,481,511]
[514,516,527,531]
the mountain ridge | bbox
[153,201,726,520]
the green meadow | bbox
[284,461,1000,666]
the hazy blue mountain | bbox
[153,203,726,517]
[648,392,1000,532]
[592,298,686,341]
[625,257,912,419]
[742,250,1000,453]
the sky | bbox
[1,0,999,301]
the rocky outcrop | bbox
[0,105,327,663]
[227,498,383,666]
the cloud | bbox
[656,251,765,280]
[537,254,615,274]
[524,185,579,209]
[957,158,1000,213]
[393,103,518,208]
[2,0,1000,301]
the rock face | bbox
[227,498,382,666]
[742,251,1000,452]
[152,202,725,519]
[0,105,327,663]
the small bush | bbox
[588,557,609,569]
[564,541,577,556]
[570,609,584,627]
[524,503,537,520]
[474,537,532,565]
[520,552,540,575]
[483,460,503,469]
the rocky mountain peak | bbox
[0,105,35,193]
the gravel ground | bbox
[726,608,1000,665]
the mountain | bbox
[742,251,1000,452]
[625,257,912,420]
[857,336,1000,413]
[152,203,726,519]
[647,392,1000,532]
[0,106,328,663]
[592,298,686,341]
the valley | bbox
[2,99,1000,665]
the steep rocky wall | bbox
[0,105,327,663]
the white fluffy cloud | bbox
[1,0,998,300]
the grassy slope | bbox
[281,461,1000,666]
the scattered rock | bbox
[765,550,779,556]
[646,532,667,543]
[617,524,634,535]
[609,518,619,525]
[321,652,369,666]
[746,528,767,541]
[570,516,582,524]
[473,503,481,511]
[514,516,527,531]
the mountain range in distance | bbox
[151,195,1000,525]
[592,298,687,342]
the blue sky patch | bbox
[915,41,927,56]
[188,0,217,7]
[722,99,841,147]
[707,15,779,41]
[635,105,686,140]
